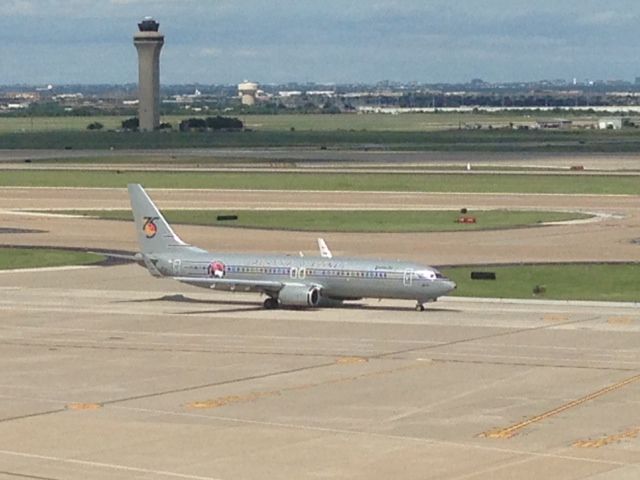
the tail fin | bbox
[128,184,189,254]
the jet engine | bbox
[278,284,321,307]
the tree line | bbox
[114,115,243,132]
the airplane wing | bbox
[172,277,285,294]
[88,251,138,261]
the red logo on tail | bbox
[143,217,159,238]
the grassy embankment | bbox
[0,247,104,270]
[2,129,640,152]
[442,264,640,303]
[0,113,603,134]
[1,170,638,194]
[1,113,640,152]
[61,210,591,233]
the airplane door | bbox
[403,269,413,287]
[172,259,181,275]
[290,267,297,279]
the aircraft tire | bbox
[263,297,279,310]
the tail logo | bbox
[143,217,159,238]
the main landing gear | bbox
[415,302,425,312]
[263,297,279,310]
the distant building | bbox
[278,91,302,97]
[598,117,623,130]
[536,119,573,129]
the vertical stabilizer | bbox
[128,184,188,254]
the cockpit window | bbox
[415,269,447,281]
[415,270,437,280]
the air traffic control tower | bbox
[134,17,164,131]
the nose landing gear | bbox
[415,302,425,312]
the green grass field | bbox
[4,170,638,194]
[0,247,104,270]
[442,264,640,302]
[3,112,640,152]
[62,209,591,233]
[2,127,640,152]
[0,113,600,134]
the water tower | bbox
[238,81,259,106]
[134,17,164,131]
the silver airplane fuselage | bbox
[128,184,456,310]
[149,251,456,306]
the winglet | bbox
[318,238,333,258]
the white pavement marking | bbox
[0,449,224,480]
[0,209,86,218]
[383,367,539,423]
[111,406,637,469]
[0,266,97,274]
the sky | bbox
[1,0,639,85]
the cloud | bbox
[0,0,35,15]
[2,1,640,83]
[198,47,222,58]
[576,10,635,26]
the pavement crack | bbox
[0,471,60,480]
[0,408,67,424]
[370,315,603,360]
[99,361,338,407]
[0,340,347,359]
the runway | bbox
[0,264,639,479]
[1,148,640,170]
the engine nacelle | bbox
[278,284,321,307]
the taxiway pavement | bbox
[0,187,639,265]
[0,264,639,479]
[0,179,638,479]
[1,149,640,170]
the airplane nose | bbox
[444,280,457,293]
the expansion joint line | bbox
[480,372,640,439]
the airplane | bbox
[127,184,456,311]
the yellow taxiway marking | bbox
[543,314,569,323]
[190,391,279,409]
[480,373,640,439]
[335,356,369,365]
[66,403,102,411]
[188,362,426,410]
[607,317,635,326]
[574,426,640,448]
